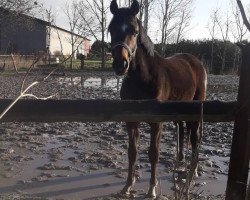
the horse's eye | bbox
[134,30,139,37]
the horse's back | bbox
[162,53,207,101]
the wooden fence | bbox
[0,99,236,123]
[225,43,250,200]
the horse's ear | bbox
[130,0,140,16]
[110,0,118,15]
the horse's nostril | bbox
[124,60,128,68]
[112,59,129,75]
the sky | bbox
[38,0,250,42]
[188,0,249,40]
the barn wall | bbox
[0,15,47,55]
[0,11,90,57]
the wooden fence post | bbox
[226,43,250,200]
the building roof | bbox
[50,25,90,41]
[0,7,90,41]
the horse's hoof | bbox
[120,185,131,197]
[194,169,199,178]
[178,153,184,161]
[147,186,157,199]
[145,193,157,199]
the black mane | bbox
[137,19,154,57]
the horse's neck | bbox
[129,47,155,82]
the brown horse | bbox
[109,0,207,197]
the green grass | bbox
[55,59,113,70]
[0,71,17,76]
[0,59,113,75]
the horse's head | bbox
[109,0,140,76]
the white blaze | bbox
[121,24,128,33]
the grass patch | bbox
[0,71,17,76]
[38,59,113,71]
[1,59,113,75]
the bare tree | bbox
[155,0,193,55]
[143,0,150,32]
[0,0,40,15]
[137,0,156,33]
[64,0,83,69]
[230,0,248,72]
[231,0,248,42]
[43,7,56,67]
[207,8,219,73]
[115,0,155,33]
[174,0,194,46]
[214,10,232,73]
[236,0,250,31]
[78,0,110,69]
[156,0,182,56]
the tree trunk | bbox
[175,10,185,47]
[143,0,149,33]
[233,46,238,73]
[221,43,227,74]
[70,35,74,70]
[210,40,214,73]
[160,26,166,56]
[101,0,105,69]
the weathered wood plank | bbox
[0,99,236,123]
[226,43,250,200]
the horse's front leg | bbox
[147,123,163,198]
[121,122,140,196]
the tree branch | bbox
[236,0,250,31]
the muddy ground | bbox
[0,70,241,199]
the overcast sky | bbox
[39,0,250,42]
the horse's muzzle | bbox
[112,59,129,76]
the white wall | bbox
[48,26,86,57]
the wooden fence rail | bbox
[0,99,236,123]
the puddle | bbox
[0,129,174,199]
[0,128,234,199]
[58,76,122,93]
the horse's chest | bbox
[120,78,157,100]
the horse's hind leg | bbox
[147,122,163,198]
[187,121,200,177]
[121,122,140,195]
[177,121,185,161]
